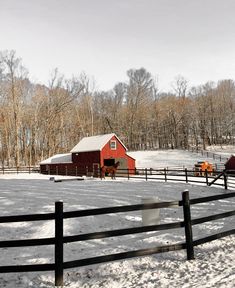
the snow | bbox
[0,149,234,287]
[40,154,72,164]
[128,149,224,169]
[205,145,235,157]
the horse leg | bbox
[113,168,117,179]
[100,168,105,179]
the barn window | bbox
[110,140,117,150]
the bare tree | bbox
[125,68,155,149]
[0,50,28,166]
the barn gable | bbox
[70,133,127,153]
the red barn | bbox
[225,155,235,173]
[40,133,135,177]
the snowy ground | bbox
[0,149,234,287]
[128,148,234,169]
[205,145,235,158]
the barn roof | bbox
[40,153,72,164]
[70,133,127,153]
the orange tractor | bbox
[194,161,213,176]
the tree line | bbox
[0,50,234,167]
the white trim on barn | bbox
[70,133,128,153]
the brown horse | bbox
[101,161,120,179]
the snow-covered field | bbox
[128,147,235,169]
[0,149,234,288]
[205,145,235,158]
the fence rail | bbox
[0,191,235,286]
[0,166,40,174]
[115,168,235,190]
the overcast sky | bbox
[1,0,235,92]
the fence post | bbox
[185,168,188,183]
[127,168,130,180]
[182,190,194,260]
[55,201,64,287]
[224,172,228,190]
[164,168,167,182]
[205,169,208,186]
[145,168,148,181]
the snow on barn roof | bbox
[40,153,72,164]
[70,133,127,153]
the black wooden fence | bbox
[1,165,234,190]
[0,166,40,174]
[41,164,235,190]
[115,168,235,190]
[0,191,235,286]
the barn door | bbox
[115,158,127,169]
[115,158,127,176]
[93,163,100,177]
